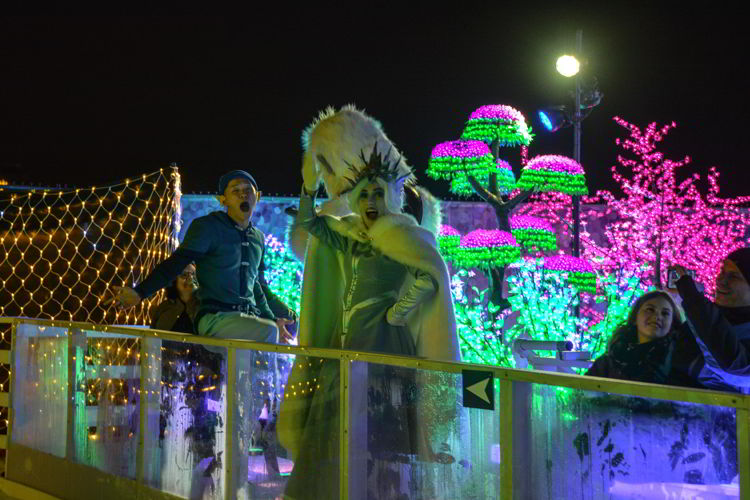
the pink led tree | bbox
[579,117,750,294]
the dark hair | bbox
[166,264,196,301]
[608,290,682,351]
[165,280,179,301]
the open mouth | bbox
[239,201,250,212]
[365,209,378,221]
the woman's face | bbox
[635,296,674,343]
[357,181,386,228]
[176,264,196,297]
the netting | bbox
[0,168,181,325]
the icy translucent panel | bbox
[142,339,227,499]
[267,352,342,500]
[512,383,739,500]
[348,362,501,500]
[12,323,69,457]
[71,329,142,478]
[235,349,299,499]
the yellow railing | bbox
[1,316,748,500]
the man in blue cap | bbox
[108,169,295,343]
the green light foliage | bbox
[515,169,588,195]
[461,118,533,147]
[427,152,495,197]
[451,269,507,365]
[584,269,647,361]
[504,259,589,365]
[511,228,557,252]
[263,234,304,318]
[437,234,460,263]
[452,244,521,270]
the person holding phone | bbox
[671,247,750,393]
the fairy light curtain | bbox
[0,167,182,325]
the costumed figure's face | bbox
[635,296,674,344]
[176,264,197,299]
[357,181,387,229]
[221,179,259,222]
[715,259,750,307]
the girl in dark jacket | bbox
[586,290,701,387]
[150,263,198,333]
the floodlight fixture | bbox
[537,106,571,133]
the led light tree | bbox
[580,117,750,295]
[430,104,599,365]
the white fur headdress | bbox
[302,105,415,198]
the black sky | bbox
[1,10,747,199]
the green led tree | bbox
[429,104,601,366]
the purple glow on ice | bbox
[460,229,519,248]
[439,224,461,237]
[468,104,525,123]
[430,140,491,158]
[510,215,555,232]
[525,155,584,175]
[206,398,221,413]
[544,255,595,273]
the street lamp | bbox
[537,29,602,258]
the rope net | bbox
[0,168,181,325]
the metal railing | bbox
[1,316,748,500]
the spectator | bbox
[673,248,750,393]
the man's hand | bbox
[276,317,295,343]
[102,286,142,309]
[301,152,321,193]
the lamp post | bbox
[555,30,584,257]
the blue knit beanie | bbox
[218,170,257,195]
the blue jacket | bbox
[135,211,276,322]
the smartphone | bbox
[668,268,696,289]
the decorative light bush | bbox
[510,215,557,251]
[454,229,521,270]
[516,155,588,195]
[426,140,494,197]
[543,255,597,294]
[437,224,461,262]
[460,104,533,147]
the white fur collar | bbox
[324,212,420,245]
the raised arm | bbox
[677,275,750,375]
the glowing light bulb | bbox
[556,55,580,77]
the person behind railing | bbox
[104,170,295,344]
[149,263,198,333]
[585,290,702,387]
[278,137,459,499]
[671,248,750,394]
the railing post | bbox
[339,355,350,500]
[500,378,513,499]
[3,322,18,477]
[738,407,750,500]
[224,347,236,500]
[136,336,148,485]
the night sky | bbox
[1,10,747,200]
